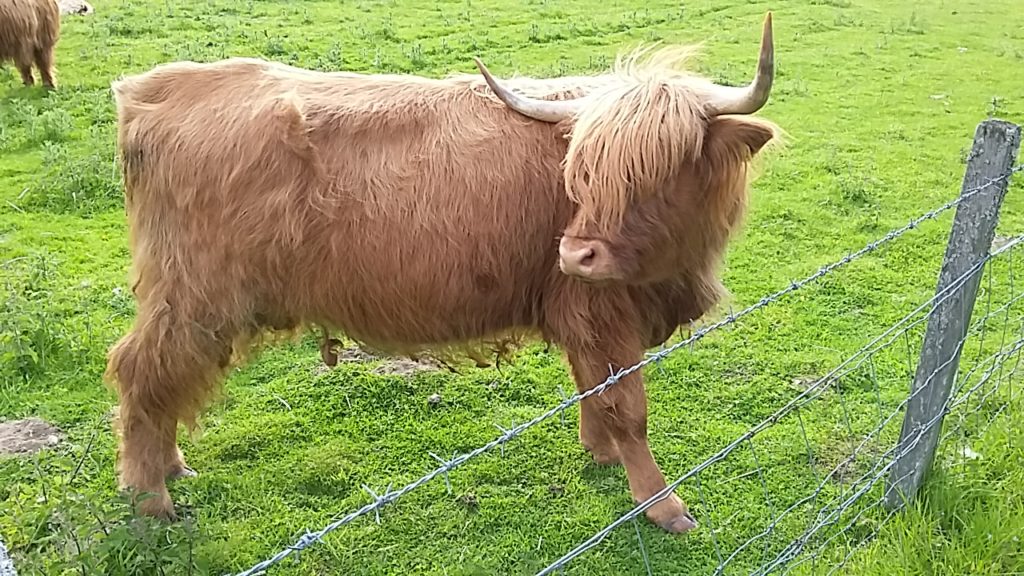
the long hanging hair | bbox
[562,45,716,233]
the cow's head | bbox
[476,12,780,285]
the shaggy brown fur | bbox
[106,36,780,532]
[0,0,59,88]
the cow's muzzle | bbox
[558,236,620,282]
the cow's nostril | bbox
[579,248,596,267]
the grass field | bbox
[2,0,1024,574]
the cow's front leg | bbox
[569,352,620,464]
[579,395,621,465]
[567,346,697,534]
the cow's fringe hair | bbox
[563,45,713,233]
[342,328,535,372]
[248,320,536,374]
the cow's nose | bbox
[559,236,612,280]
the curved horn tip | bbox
[703,10,775,116]
[753,10,775,99]
[762,12,774,52]
[473,57,504,98]
[473,57,499,84]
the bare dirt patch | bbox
[335,346,379,363]
[0,417,63,455]
[315,343,442,376]
[372,356,442,376]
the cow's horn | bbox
[473,57,583,123]
[705,11,775,116]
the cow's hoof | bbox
[582,440,621,466]
[136,489,176,521]
[657,511,698,534]
[168,465,197,480]
[587,447,621,466]
[645,495,697,534]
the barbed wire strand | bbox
[231,166,1023,576]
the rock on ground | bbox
[0,538,15,576]
[57,0,93,15]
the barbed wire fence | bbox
[540,235,1024,576]
[231,118,1022,576]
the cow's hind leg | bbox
[567,345,697,534]
[106,302,234,519]
[15,53,33,86]
[33,47,56,89]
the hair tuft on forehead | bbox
[562,45,714,233]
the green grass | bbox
[2,0,1024,574]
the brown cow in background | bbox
[106,13,780,533]
[0,0,59,88]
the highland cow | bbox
[106,13,780,533]
[0,0,59,88]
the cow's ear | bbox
[703,116,777,163]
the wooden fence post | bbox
[883,118,1021,510]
